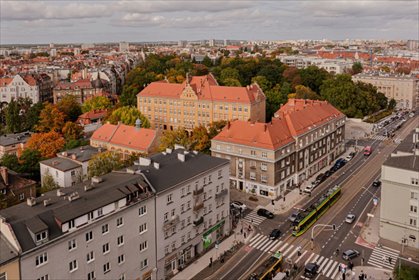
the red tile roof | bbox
[138,74,264,104]
[55,79,92,90]
[91,123,157,152]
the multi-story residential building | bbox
[278,55,353,74]
[0,171,157,280]
[137,74,266,132]
[90,121,159,158]
[40,145,101,188]
[211,99,345,199]
[380,127,419,249]
[0,233,20,280]
[53,78,109,104]
[0,166,37,209]
[352,73,419,109]
[0,131,31,158]
[130,147,230,279]
[0,73,52,104]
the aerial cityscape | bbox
[0,1,418,280]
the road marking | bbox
[249,234,261,243]
[329,262,342,279]
[325,260,338,277]
[282,244,294,256]
[319,258,332,273]
[278,242,289,253]
[288,246,300,258]
[305,252,316,265]
[249,235,265,247]
[267,240,283,253]
[295,250,307,264]
[259,239,275,252]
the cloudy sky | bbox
[1,0,418,44]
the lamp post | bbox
[311,224,336,250]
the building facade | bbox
[380,127,419,249]
[130,147,230,279]
[0,233,20,280]
[137,74,266,132]
[0,131,31,158]
[211,99,345,199]
[0,166,37,209]
[0,172,157,280]
[352,73,419,110]
[0,74,53,104]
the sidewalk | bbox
[335,266,392,280]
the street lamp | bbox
[311,224,336,250]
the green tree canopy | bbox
[107,106,150,127]
[62,121,84,141]
[81,96,112,113]
[299,66,331,93]
[351,62,363,75]
[159,128,190,151]
[57,95,82,122]
[88,151,124,178]
[294,85,321,100]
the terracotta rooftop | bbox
[138,74,264,104]
[91,123,157,152]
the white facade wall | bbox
[0,75,40,104]
[40,163,83,188]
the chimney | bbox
[153,162,160,169]
[135,118,142,130]
[139,157,151,166]
[178,153,186,162]
[71,154,77,160]
[26,197,36,207]
[0,167,8,185]
[165,148,173,154]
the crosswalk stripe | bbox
[282,244,294,256]
[260,239,275,252]
[373,248,399,257]
[252,236,268,249]
[249,234,264,247]
[325,261,339,278]
[295,250,307,264]
[288,246,300,258]
[249,234,263,244]
[316,255,324,264]
[278,242,289,253]
[319,258,332,273]
[255,238,270,250]
[305,252,316,265]
[329,263,342,279]
[266,240,282,253]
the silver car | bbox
[345,214,356,224]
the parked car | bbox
[303,185,315,194]
[304,263,319,278]
[316,173,327,184]
[372,180,382,187]
[342,249,360,260]
[325,170,333,178]
[230,201,247,211]
[288,211,301,223]
[257,208,274,219]
[269,229,282,240]
[345,214,356,224]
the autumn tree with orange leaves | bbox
[36,102,65,133]
[26,131,65,158]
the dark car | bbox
[342,249,360,260]
[325,170,333,178]
[269,229,282,240]
[372,180,382,187]
[304,263,319,278]
[316,173,327,184]
[257,208,274,219]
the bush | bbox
[364,109,393,123]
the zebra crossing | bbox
[242,210,266,226]
[369,135,387,141]
[248,233,344,279]
[367,245,399,270]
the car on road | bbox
[372,180,381,187]
[303,185,315,194]
[345,214,356,224]
[230,201,247,211]
[324,170,333,178]
[345,152,356,161]
[257,208,274,219]
[304,263,319,278]
[315,173,327,184]
[288,211,301,223]
[342,249,360,260]
[269,228,282,240]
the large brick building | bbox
[137,74,266,132]
[211,99,346,199]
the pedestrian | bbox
[240,228,243,235]
[244,232,247,239]
[251,219,254,224]
[389,256,392,264]
[209,257,213,267]
[248,224,252,231]
[338,264,341,273]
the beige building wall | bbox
[0,258,20,280]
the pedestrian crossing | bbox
[243,209,266,226]
[369,135,387,141]
[248,233,344,279]
[367,245,399,270]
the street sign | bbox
[367,213,374,218]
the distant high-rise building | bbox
[49,43,55,48]
[209,39,216,47]
[81,43,95,50]
[119,41,129,52]
[178,40,187,47]
[50,48,57,57]
[407,40,419,51]
[73,48,81,56]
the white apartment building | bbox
[277,55,352,74]
[0,74,53,104]
[40,146,100,188]
[380,127,419,249]
[352,73,419,110]
[130,147,230,280]
[0,172,157,280]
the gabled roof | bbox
[91,123,157,152]
[138,74,264,104]
[212,118,294,150]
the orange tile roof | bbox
[138,74,264,104]
[212,118,294,150]
[0,77,13,86]
[91,123,157,152]
[276,99,344,137]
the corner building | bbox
[211,99,345,199]
[137,74,266,131]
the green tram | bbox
[292,185,341,237]
[257,251,284,280]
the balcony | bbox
[215,189,228,199]
[193,188,204,196]
[193,216,204,227]
[163,215,180,230]
[193,202,204,212]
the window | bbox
[218,169,222,178]
[261,175,268,183]
[118,254,125,264]
[86,251,94,263]
[412,192,418,200]
[181,204,185,213]
[139,241,148,251]
[116,217,123,227]
[36,231,48,242]
[103,262,110,274]
[164,212,169,221]
[68,220,75,230]
[102,224,109,234]
[87,271,95,280]
[171,241,176,251]
[261,163,268,171]
[139,223,147,234]
[410,218,417,227]
[262,152,267,158]
[19,193,25,201]
[165,245,170,255]
[117,235,124,246]
[37,275,49,280]
[140,258,148,270]
[68,239,77,251]
[139,205,147,216]
[97,208,103,217]
[88,212,94,220]
[69,260,78,272]
[119,273,126,280]
[167,194,173,204]
[412,178,419,185]
[187,201,191,209]
[86,231,93,242]
[171,209,175,217]
[35,252,48,266]
[251,150,256,156]
[250,172,256,180]
[102,243,110,254]
[411,205,418,213]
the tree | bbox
[4,97,33,133]
[202,56,213,67]
[119,87,138,107]
[26,131,65,158]
[159,128,190,151]
[222,78,242,87]
[208,120,227,138]
[388,98,397,110]
[88,151,124,178]
[220,67,240,84]
[351,62,363,75]
[107,106,150,127]
[265,84,288,121]
[62,121,84,141]
[81,96,112,113]
[294,85,321,100]
[190,126,210,153]
[57,95,82,122]
[251,76,271,92]
[41,173,60,194]
[36,103,65,133]
[299,66,331,93]
[0,153,20,172]
[19,148,42,179]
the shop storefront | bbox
[202,220,225,250]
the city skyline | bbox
[1,0,418,44]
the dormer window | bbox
[36,231,48,242]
